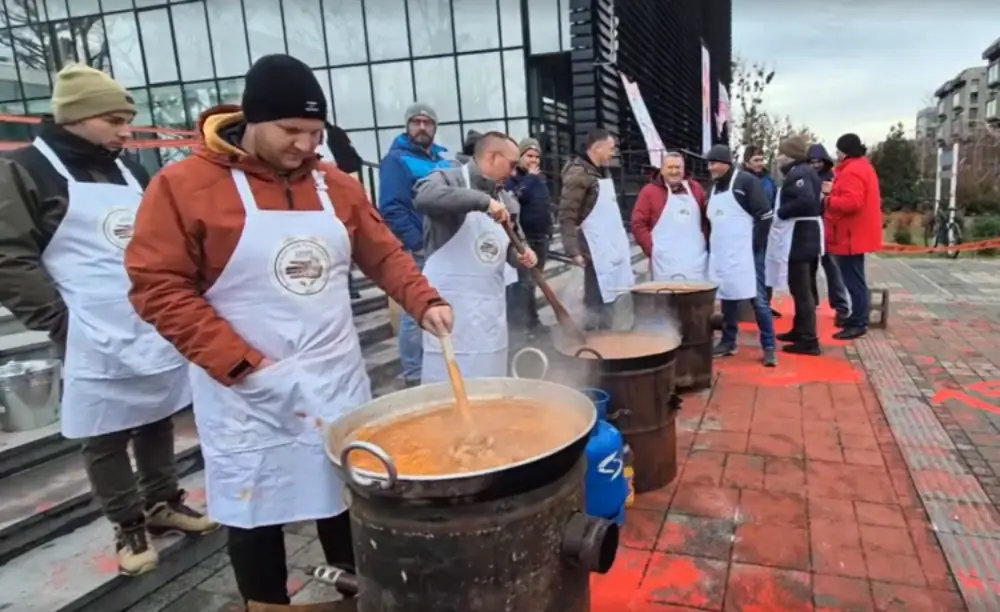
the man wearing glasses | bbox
[413,132,538,384]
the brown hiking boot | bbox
[115,523,158,576]
[146,490,219,537]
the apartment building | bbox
[915,106,938,140]
[984,37,1000,125]
[934,66,989,142]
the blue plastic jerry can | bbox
[584,419,629,521]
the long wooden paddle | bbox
[501,221,587,344]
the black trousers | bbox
[507,235,550,330]
[227,511,355,604]
[583,259,613,330]
[788,259,818,345]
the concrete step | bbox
[0,307,27,336]
[0,330,56,363]
[0,412,202,566]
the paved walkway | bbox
[591,256,1000,611]
[128,256,1000,611]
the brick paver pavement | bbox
[131,256,1000,612]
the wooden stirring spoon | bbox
[440,334,473,427]
[501,221,587,344]
[440,334,493,453]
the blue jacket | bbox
[505,169,552,238]
[747,169,778,208]
[378,134,452,252]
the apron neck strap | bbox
[461,163,471,188]
[32,137,73,181]
[114,158,143,193]
[728,170,739,189]
[311,169,334,214]
[230,168,335,215]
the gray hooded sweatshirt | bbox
[413,162,520,266]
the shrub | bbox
[969,215,1000,255]
[892,226,913,245]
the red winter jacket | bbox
[824,156,883,256]
[631,178,708,258]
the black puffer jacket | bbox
[776,161,823,262]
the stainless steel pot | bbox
[0,359,61,432]
[325,365,597,501]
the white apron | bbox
[34,138,189,440]
[421,164,515,384]
[650,181,708,282]
[707,171,757,300]
[189,168,369,528]
[581,178,635,303]
[764,188,826,291]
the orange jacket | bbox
[125,106,444,386]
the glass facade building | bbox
[0,0,580,171]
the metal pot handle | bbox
[670,273,687,280]
[340,441,398,491]
[573,347,605,359]
[511,347,550,380]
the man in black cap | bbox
[125,54,453,607]
[704,144,777,367]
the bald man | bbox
[413,132,538,384]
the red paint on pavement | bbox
[932,389,1000,417]
[588,309,969,611]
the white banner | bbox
[620,73,667,168]
[701,44,712,154]
[716,80,730,138]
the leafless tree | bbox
[730,57,819,162]
[5,0,109,72]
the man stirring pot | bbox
[125,54,453,608]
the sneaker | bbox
[762,349,778,367]
[403,379,421,389]
[770,308,783,319]
[115,522,158,576]
[834,314,849,328]
[782,342,822,356]
[146,491,219,537]
[833,327,867,340]
[712,343,737,358]
[776,330,802,343]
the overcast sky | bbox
[731,0,999,149]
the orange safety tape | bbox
[881,238,1000,254]
[0,113,197,137]
[0,138,201,151]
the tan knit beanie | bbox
[51,64,136,125]
[518,137,541,156]
[778,135,809,162]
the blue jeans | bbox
[720,251,776,351]
[834,254,868,329]
[398,253,425,383]
[820,254,850,316]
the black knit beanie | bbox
[242,54,327,124]
[835,133,867,158]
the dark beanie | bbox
[835,133,867,158]
[706,144,732,164]
[242,54,327,124]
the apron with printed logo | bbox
[188,168,368,528]
[34,138,189,440]
[581,178,635,303]
[421,164,516,384]
[707,171,757,301]
[650,181,708,282]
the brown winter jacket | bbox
[0,123,152,352]
[125,106,445,387]
[557,154,607,257]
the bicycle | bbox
[923,206,964,259]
